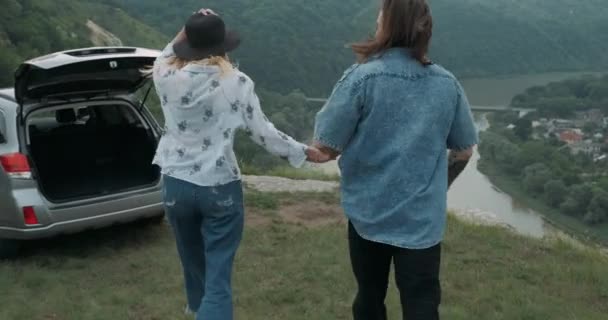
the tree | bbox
[514,118,533,141]
[478,132,523,174]
[560,184,598,219]
[523,163,553,194]
[543,180,568,208]
[518,142,552,167]
[570,184,594,207]
[496,112,520,127]
[583,122,599,136]
[583,191,608,225]
[560,197,581,216]
[598,178,608,192]
[561,172,582,186]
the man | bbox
[313,0,477,318]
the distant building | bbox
[588,109,604,121]
[574,119,587,128]
[559,130,584,144]
[551,119,575,130]
[578,109,605,126]
[569,140,602,156]
[575,111,586,119]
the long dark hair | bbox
[352,0,433,65]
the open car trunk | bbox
[27,102,160,202]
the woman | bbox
[314,0,478,319]
[152,9,327,320]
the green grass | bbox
[1,192,607,320]
[479,160,608,247]
[244,189,340,211]
[244,190,280,210]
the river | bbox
[315,71,606,238]
[446,114,546,237]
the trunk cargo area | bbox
[27,103,160,202]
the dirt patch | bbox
[278,201,345,227]
[245,209,274,227]
[244,175,338,193]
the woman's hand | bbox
[306,147,333,163]
[176,9,217,43]
[312,142,340,161]
[196,8,218,16]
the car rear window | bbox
[27,104,145,133]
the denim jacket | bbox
[315,48,478,249]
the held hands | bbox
[305,142,340,164]
[306,147,332,163]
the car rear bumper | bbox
[0,202,164,240]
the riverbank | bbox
[478,160,608,247]
[1,189,607,319]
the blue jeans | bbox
[163,176,244,320]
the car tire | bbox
[0,239,21,260]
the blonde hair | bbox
[142,55,235,78]
[166,55,234,75]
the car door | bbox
[14,46,160,116]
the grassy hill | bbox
[0,0,167,87]
[1,190,606,319]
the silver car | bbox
[0,47,165,258]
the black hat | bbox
[173,13,241,60]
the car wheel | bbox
[0,239,21,259]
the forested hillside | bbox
[102,0,373,97]
[0,0,167,86]
[103,0,608,96]
[3,0,608,95]
[512,75,608,118]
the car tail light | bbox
[23,206,39,225]
[0,153,32,179]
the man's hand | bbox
[312,141,340,161]
[448,147,474,187]
[306,146,333,163]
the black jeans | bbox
[348,222,441,320]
